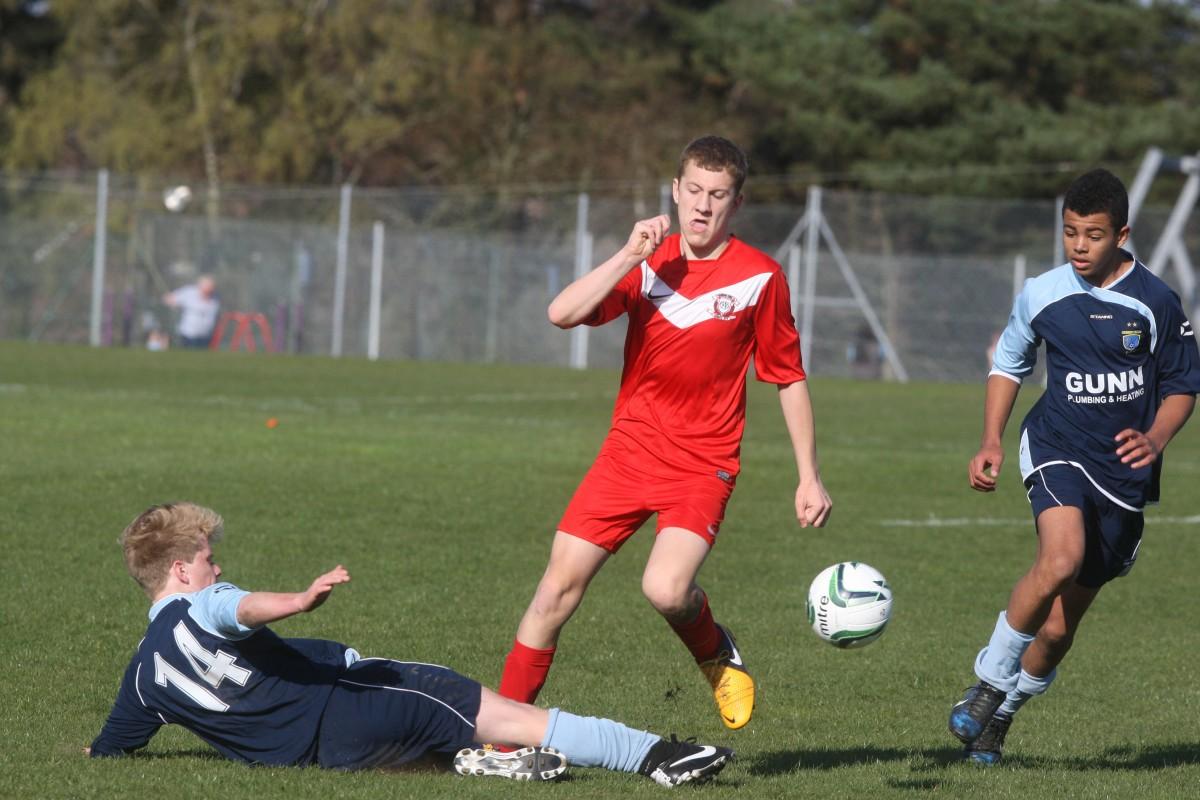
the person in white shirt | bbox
[163,275,219,348]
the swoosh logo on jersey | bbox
[669,746,717,767]
[645,270,675,299]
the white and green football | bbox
[806,562,892,648]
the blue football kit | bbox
[90,582,481,769]
[991,257,1200,584]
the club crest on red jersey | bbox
[712,293,737,320]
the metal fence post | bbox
[332,183,351,357]
[368,221,384,361]
[89,169,109,347]
[801,185,821,370]
[485,246,501,363]
[569,192,591,369]
[787,242,801,323]
[1053,195,1064,267]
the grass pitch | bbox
[2,340,1198,799]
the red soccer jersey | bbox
[583,233,806,478]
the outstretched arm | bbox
[235,565,350,629]
[968,374,1022,491]
[547,215,670,328]
[778,380,832,528]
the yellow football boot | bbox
[699,624,754,730]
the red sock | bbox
[669,595,722,663]
[498,639,556,703]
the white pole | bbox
[1147,162,1199,278]
[569,192,591,369]
[484,247,500,363]
[332,183,352,357]
[818,216,909,383]
[1126,147,1163,236]
[89,169,109,347]
[1013,253,1026,300]
[659,182,671,217]
[367,221,383,361]
[1053,195,1064,267]
[787,242,801,322]
[801,186,821,370]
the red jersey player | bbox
[498,136,832,730]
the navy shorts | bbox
[316,658,481,770]
[1025,464,1143,588]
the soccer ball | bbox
[806,562,892,648]
[163,185,192,213]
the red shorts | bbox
[558,453,736,553]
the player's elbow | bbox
[547,302,577,329]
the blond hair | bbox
[120,502,224,597]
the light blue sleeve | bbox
[991,282,1039,380]
[187,582,255,639]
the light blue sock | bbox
[541,708,660,773]
[999,668,1056,716]
[973,611,1035,692]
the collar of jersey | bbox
[1074,254,1139,293]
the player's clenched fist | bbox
[968,445,1004,492]
[623,215,671,261]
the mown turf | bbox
[1,340,1198,799]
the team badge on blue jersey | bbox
[1122,329,1142,352]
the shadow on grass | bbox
[1000,743,1200,771]
[747,742,1200,776]
[747,745,963,775]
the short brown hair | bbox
[677,136,749,195]
[120,502,224,597]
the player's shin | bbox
[498,640,556,704]
[974,611,1035,692]
[999,669,1056,716]
[541,709,659,772]
[667,593,721,662]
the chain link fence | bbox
[1,171,1195,382]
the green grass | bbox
[2,340,1198,799]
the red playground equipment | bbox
[209,312,274,352]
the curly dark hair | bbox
[1063,168,1129,231]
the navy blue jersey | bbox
[992,259,1200,509]
[91,583,353,766]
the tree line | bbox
[1,0,1198,199]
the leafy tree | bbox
[676,0,1200,196]
[2,0,1199,199]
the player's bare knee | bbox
[641,576,691,618]
[1033,555,1080,594]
